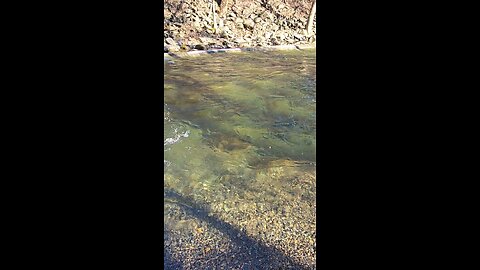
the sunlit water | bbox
[164,50,316,269]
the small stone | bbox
[224,42,234,48]
[193,21,202,30]
[294,34,304,40]
[198,37,210,44]
[243,18,255,29]
[165,37,175,45]
[194,44,207,50]
[271,38,281,45]
[167,44,180,52]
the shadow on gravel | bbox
[164,231,184,269]
[164,189,309,270]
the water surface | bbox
[164,49,316,269]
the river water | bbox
[164,49,316,269]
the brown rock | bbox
[194,44,207,50]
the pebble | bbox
[165,37,175,45]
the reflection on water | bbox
[164,50,316,269]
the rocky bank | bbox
[164,0,316,52]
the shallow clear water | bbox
[164,50,316,268]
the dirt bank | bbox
[164,0,316,52]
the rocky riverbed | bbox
[164,49,317,268]
[164,169,316,269]
[164,0,316,52]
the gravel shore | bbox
[164,0,316,52]
[164,168,316,269]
